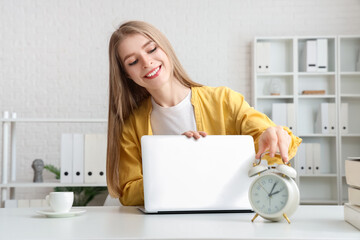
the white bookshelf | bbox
[0,115,108,207]
[339,36,360,204]
[0,118,107,123]
[253,35,360,205]
[0,181,106,188]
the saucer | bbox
[36,209,86,218]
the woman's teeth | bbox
[146,66,160,77]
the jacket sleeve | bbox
[226,88,302,165]
[118,116,144,206]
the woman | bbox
[107,20,301,206]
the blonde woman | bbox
[107,20,301,206]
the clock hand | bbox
[269,191,280,197]
[269,196,271,208]
[269,187,284,197]
[257,183,269,195]
[268,181,278,197]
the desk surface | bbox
[0,205,358,240]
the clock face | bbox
[249,174,289,215]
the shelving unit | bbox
[338,36,360,204]
[0,182,106,188]
[0,114,107,207]
[252,35,360,205]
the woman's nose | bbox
[140,54,153,68]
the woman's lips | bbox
[144,65,161,79]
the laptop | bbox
[140,135,255,214]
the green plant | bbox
[44,165,60,179]
[44,164,108,206]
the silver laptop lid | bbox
[141,135,255,213]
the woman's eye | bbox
[129,59,138,66]
[148,47,157,53]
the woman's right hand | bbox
[182,131,207,140]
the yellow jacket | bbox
[119,86,302,206]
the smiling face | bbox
[118,33,173,92]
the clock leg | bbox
[283,213,291,224]
[251,213,259,222]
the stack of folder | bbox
[271,103,295,132]
[296,143,321,175]
[344,157,360,230]
[61,133,107,184]
[315,103,348,134]
[300,39,328,72]
[256,42,271,73]
[4,199,49,208]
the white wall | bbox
[1,0,360,201]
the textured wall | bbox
[1,0,360,201]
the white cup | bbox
[45,192,74,213]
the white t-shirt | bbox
[150,91,197,135]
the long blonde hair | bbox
[107,20,201,197]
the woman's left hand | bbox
[255,126,291,163]
[182,131,207,140]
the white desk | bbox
[0,205,358,239]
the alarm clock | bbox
[248,151,300,224]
